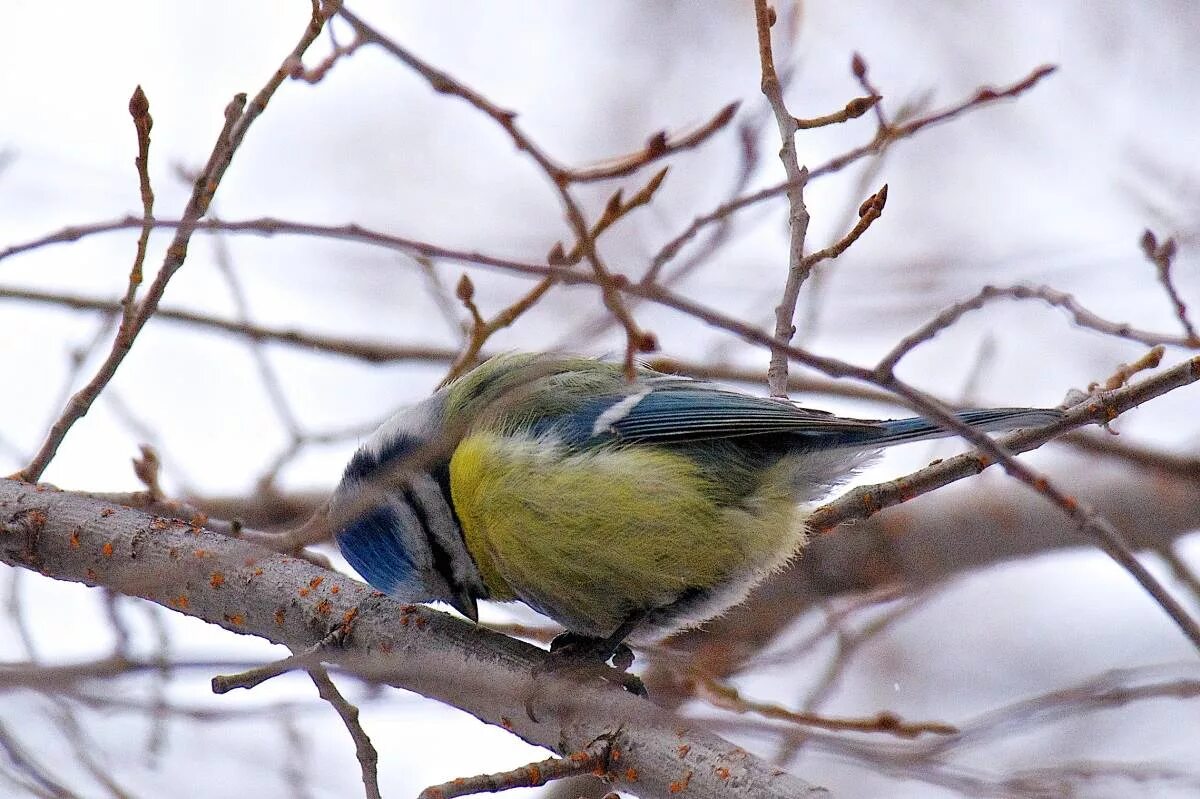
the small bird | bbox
[331,353,1060,656]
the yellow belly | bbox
[449,432,804,638]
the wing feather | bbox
[589,387,886,443]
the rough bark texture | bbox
[0,478,828,799]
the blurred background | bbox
[2,1,1198,796]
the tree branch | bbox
[0,479,828,799]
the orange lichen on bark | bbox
[669,770,693,794]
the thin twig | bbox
[698,677,955,739]
[305,664,381,799]
[441,274,555,386]
[1065,432,1200,480]
[753,0,812,397]
[417,740,611,799]
[794,93,881,129]
[124,86,154,331]
[1141,229,1199,344]
[9,5,334,484]
[570,101,740,182]
[877,283,1199,377]
[799,184,887,272]
[811,357,1200,532]
[646,63,1057,280]
[850,53,890,130]
[338,5,654,376]
[0,285,461,363]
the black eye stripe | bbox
[403,487,462,600]
[343,433,423,483]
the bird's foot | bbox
[547,632,646,697]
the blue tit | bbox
[330,353,1061,648]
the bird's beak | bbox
[448,589,479,624]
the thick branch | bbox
[0,479,827,799]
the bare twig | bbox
[753,0,813,397]
[305,664,381,799]
[1065,432,1200,480]
[337,5,654,376]
[0,284,461,364]
[0,721,80,799]
[9,4,334,484]
[794,93,881,129]
[811,356,1200,532]
[849,53,889,129]
[799,184,887,272]
[635,62,780,289]
[877,283,1198,377]
[124,86,154,331]
[697,677,956,738]
[11,223,1193,356]
[1141,229,1199,344]
[417,740,611,799]
[441,274,555,386]
[212,625,349,694]
[918,665,1200,756]
[570,101,739,182]
[1093,345,1165,391]
[647,63,1057,279]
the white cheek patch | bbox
[591,389,651,437]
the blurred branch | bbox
[695,676,955,738]
[418,740,610,799]
[337,4,654,376]
[304,664,381,799]
[879,283,1198,377]
[8,3,336,484]
[1141,229,1199,344]
[13,218,1195,647]
[0,285,458,364]
[8,224,1194,354]
[0,480,828,799]
[646,62,1057,278]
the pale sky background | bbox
[1,2,1199,797]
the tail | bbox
[867,407,1063,448]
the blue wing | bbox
[598,388,885,442]
[535,382,1060,450]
